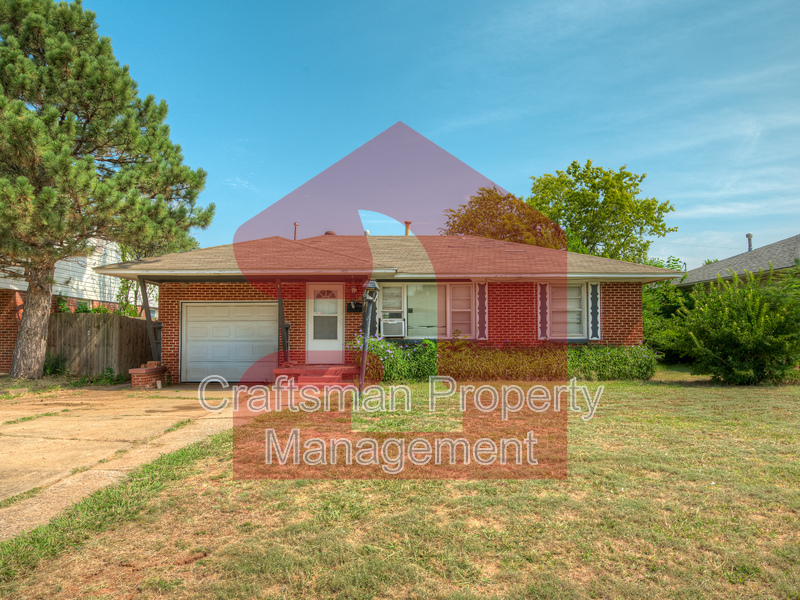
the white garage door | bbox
[181,303,279,383]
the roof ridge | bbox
[292,237,396,271]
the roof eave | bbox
[94,267,399,282]
[370,272,680,281]
[97,267,679,284]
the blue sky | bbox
[84,0,799,269]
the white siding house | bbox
[0,240,157,309]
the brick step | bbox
[292,380,359,389]
[297,375,341,383]
[274,365,360,379]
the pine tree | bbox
[0,0,214,378]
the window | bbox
[449,284,473,337]
[545,284,588,339]
[313,289,338,340]
[380,286,403,319]
[406,284,446,338]
[378,283,474,339]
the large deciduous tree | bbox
[527,160,675,262]
[441,187,566,249]
[0,0,214,378]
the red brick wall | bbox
[160,281,324,382]
[487,282,540,345]
[597,282,643,345]
[344,309,361,365]
[0,290,25,372]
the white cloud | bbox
[223,177,257,192]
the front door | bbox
[306,284,344,364]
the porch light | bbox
[363,279,380,303]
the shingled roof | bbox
[678,234,800,287]
[95,235,679,283]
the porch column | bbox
[276,279,290,364]
[138,276,160,361]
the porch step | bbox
[292,379,359,389]
[272,364,360,388]
[297,375,342,384]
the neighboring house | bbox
[0,240,156,373]
[678,234,800,289]
[96,234,678,384]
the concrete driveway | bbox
[0,384,232,501]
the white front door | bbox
[306,284,344,364]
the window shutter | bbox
[588,283,601,340]
[538,283,550,340]
[475,282,489,340]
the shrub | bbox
[114,302,139,318]
[673,269,800,384]
[642,256,691,362]
[43,351,69,376]
[568,344,656,381]
[348,335,437,382]
[54,296,70,313]
[74,302,113,314]
[95,367,126,385]
[437,341,567,381]
[403,340,438,381]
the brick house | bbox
[96,234,678,384]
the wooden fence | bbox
[47,313,153,377]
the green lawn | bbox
[1,366,798,599]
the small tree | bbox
[441,187,566,249]
[0,0,213,378]
[115,229,199,315]
[528,161,676,262]
[674,268,800,384]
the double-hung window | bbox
[550,284,585,338]
[449,284,473,337]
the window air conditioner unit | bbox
[381,319,405,338]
